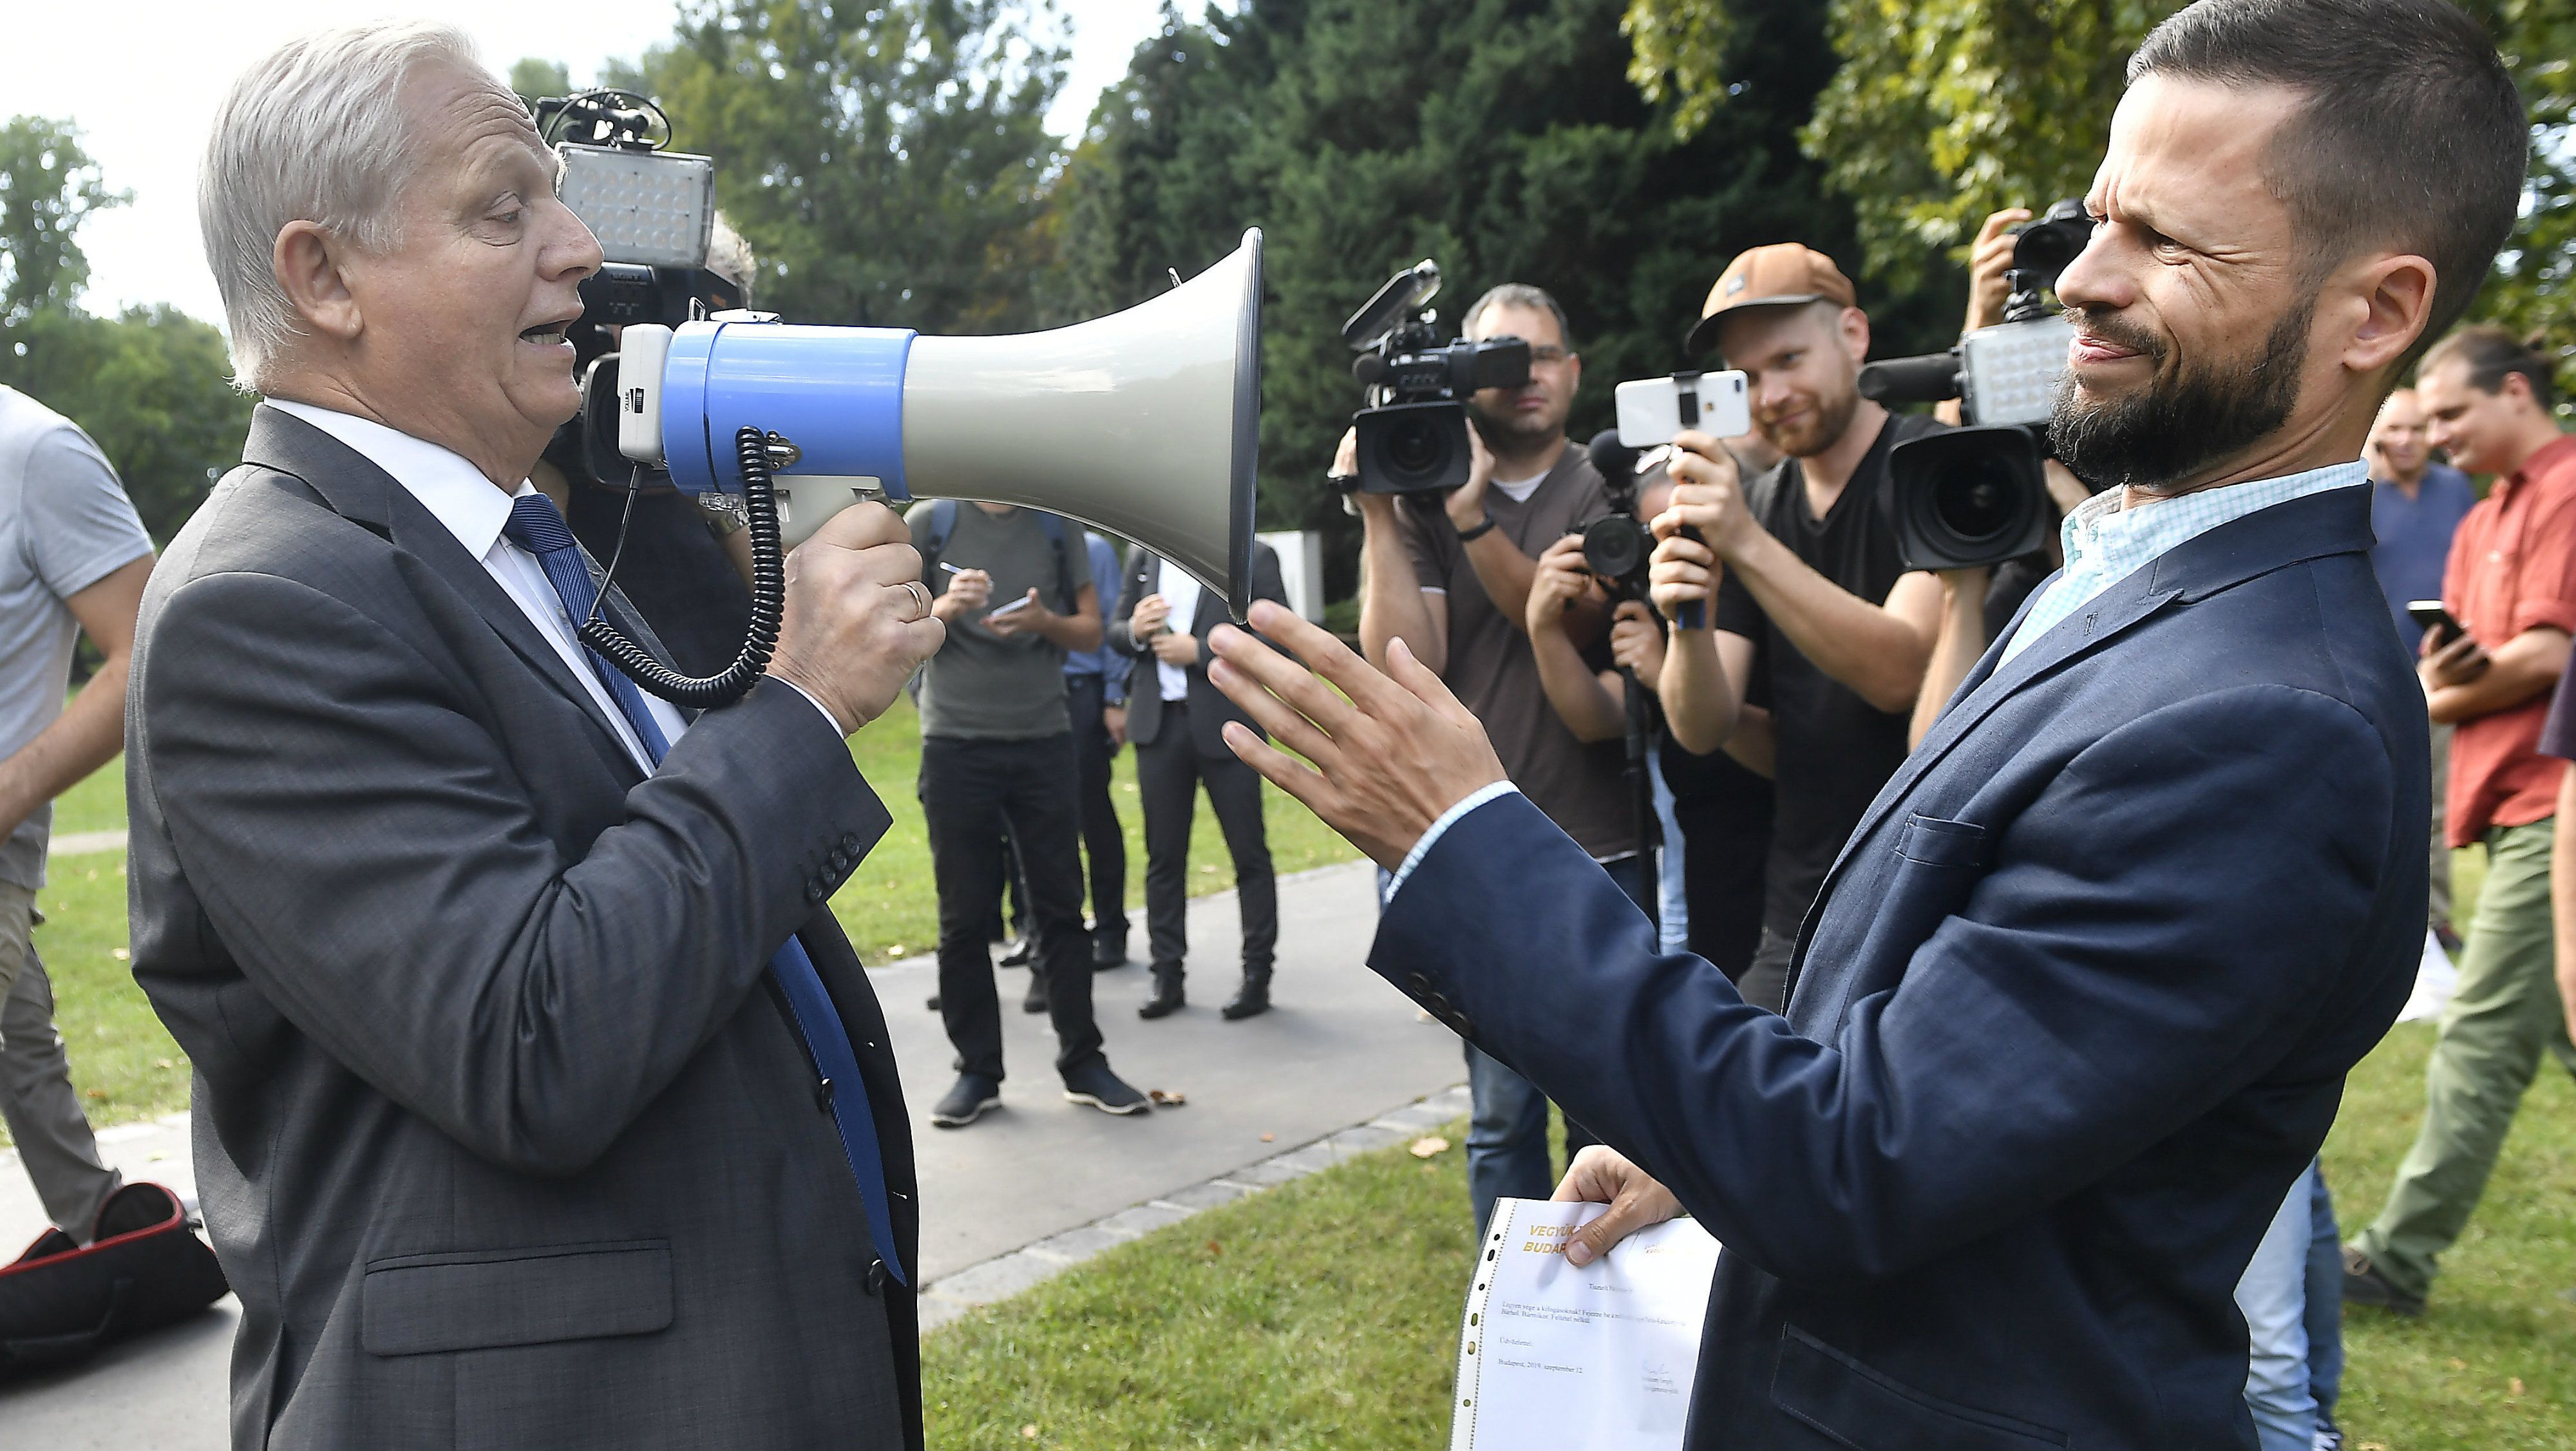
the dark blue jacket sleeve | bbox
[1370,684,2392,1285]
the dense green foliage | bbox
[0,117,252,544]
[1052,0,1939,594]
[611,0,1070,334]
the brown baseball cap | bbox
[1683,243,1858,357]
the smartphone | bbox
[1615,370,1751,448]
[985,594,1035,620]
[2407,600,2465,647]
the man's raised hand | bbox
[766,501,945,735]
[1206,601,1504,869]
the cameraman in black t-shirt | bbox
[1647,244,1946,1012]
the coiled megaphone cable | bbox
[580,425,786,710]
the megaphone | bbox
[585,229,1264,708]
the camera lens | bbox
[1930,470,2020,545]
[1582,516,1644,580]
[1387,416,1446,476]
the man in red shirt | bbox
[2346,325,2576,1315]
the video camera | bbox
[1859,198,2094,570]
[1340,261,1531,495]
[535,90,750,490]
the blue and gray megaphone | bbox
[586,230,1262,708]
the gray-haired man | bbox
[133,24,940,1447]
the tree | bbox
[613,0,1068,334]
[509,57,574,103]
[0,117,128,325]
[1052,0,1920,594]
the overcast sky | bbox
[14,0,1177,330]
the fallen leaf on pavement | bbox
[1148,1089,1187,1107]
[1259,1131,1274,1142]
[1411,1135,1451,1158]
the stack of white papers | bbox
[1448,1198,1721,1451]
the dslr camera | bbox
[1859,198,2095,570]
[1340,261,1531,495]
[535,90,753,489]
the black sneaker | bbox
[2340,1246,2425,1316]
[1092,929,1129,970]
[999,937,1035,968]
[1062,1061,1151,1115]
[931,1073,1002,1128]
[1023,977,1050,1014]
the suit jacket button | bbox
[865,1258,887,1296]
[1425,992,1453,1015]
[806,882,825,902]
[1450,1012,1477,1037]
[1406,972,1433,996]
[841,832,861,851]
[815,1077,835,1114]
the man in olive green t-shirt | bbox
[909,501,1148,1126]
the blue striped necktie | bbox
[501,492,907,1287]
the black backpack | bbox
[918,498,1081,608]
[0,1181,229,1377]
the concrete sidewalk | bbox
[0,859,1469,1446]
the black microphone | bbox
[1856,350,1964,406]
[1586,428,1636,488]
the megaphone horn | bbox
[619,228,1264,622]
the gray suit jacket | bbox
[1106,542,1287,756]
[128,406,920,1450]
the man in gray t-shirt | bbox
[907,501,1148,1126]
[0,384,158,1239]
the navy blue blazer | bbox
[1374,485,2424,1450]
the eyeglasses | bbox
[1528,345,1575,366]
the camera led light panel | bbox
[556,144,715,270]
[1960,315,2074,428]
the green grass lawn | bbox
[921,1020,2576,1450]
[27,695,1360,1133]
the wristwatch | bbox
[1454,513,1498,543]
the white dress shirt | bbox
[1154,558,1206,703]
[268,400,696,772]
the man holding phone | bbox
[1647,244,1947,1012]
[2346,325,2576,1316]
[909,501,1151,1127]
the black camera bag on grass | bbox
[0,1181,229,1376]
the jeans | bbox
[1464,855,1652,1236]
[2354,818,2576,1298]
[1649,741,1689,955]
[919,735,1104,1082]
[1066,674,1128,939]
[2239,1161,2341,1451]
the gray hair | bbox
[706,213,757,303]
[200,21,491,390]
[1461,283,1575,354]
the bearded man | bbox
[1198,1,2520,1446]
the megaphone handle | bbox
[1675,525,1706,631]
[580,425,787,708]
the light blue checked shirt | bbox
[2000,460,2369,665]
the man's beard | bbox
[2050,298,2314,494]
[1760,381,1859,460]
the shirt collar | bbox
[265,399,522,559]
[2056,458,2367,579]
[2503,434,2576,497]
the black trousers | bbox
[1136,702,1276,972]
[1672,788,1770,983]
[920,734,1103,1081]
[1066,674,1128,936]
